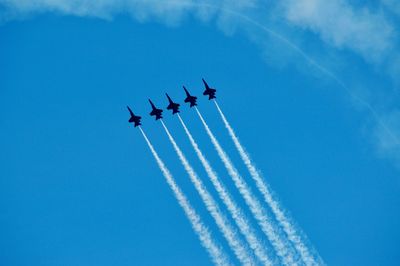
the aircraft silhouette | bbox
[127,106,142,127]
[183,86,197,107]
[202,78,216,100]
[149,99,163,120]
[166,93,180,114]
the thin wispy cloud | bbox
[382,0,400,17]
[374,110,400,168]
[1,0,399,168]
[281,0,394,63]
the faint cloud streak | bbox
[1,0,399,168]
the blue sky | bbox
[1,1,399,265]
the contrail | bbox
[214,101,324,266]
[167,0,399,146]
[138,127,230,266]
[160,120,256,266]
[178,114,272,266]
[195,108,298,266]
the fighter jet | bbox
[127,106,142,127]
[202,78,216,100]
[149,99,163,120]
[183,86,197,107]
[166,93,180,114]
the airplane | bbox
[127,106,142,127]
[149,99,163,120]
[183,86,197,107]
[202,78,216,100]
[166,93,180,114]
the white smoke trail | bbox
[160,121,255,266]
[195,108,298,266]
[214,101,324,266]
[138,127,230,266]
[178,114,272,266]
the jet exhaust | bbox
[138,127,230,266]
[160,121,256,266]
[177,114,273,266]
[214,101,324,266]
[195,108,298,266]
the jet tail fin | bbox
[127,106,134,116]
[183,86,190,96]
[202,78,209,89]
[166,93,173,104]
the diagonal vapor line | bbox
[195,107,298,266]
[178,114,272,266]
[138,127,230,266]
[167,0,399,146]
[214,101,324,266]
[160,120,256,266]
